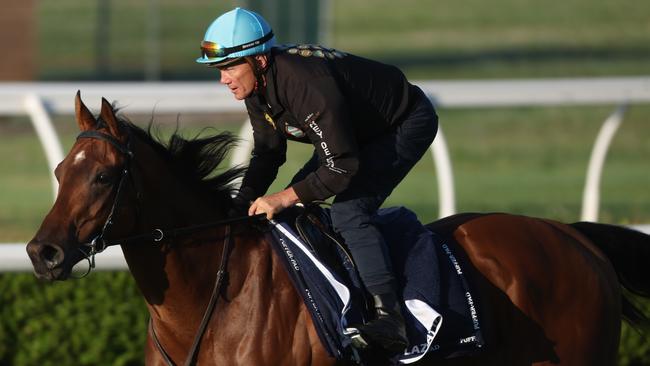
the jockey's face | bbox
[219,61,256,100]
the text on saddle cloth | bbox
[268,205,486,364]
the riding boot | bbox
[357,292,408,354]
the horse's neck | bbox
[129,229,309,358]
[121,225,234,333]
[143,183,217,230]
[122,178,226,312]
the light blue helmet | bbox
[196,7,275,65]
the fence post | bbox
[23,94,64,200]
[580,104,627,221]
[429,126,456,218]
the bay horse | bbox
[27,93,650,365]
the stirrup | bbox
[345,324,407,353]
[344,327,370,349]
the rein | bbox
[75,129,266,270]
[75,129,266,365]
[150,224,233,366]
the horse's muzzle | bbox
[26,241,69,281]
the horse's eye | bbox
[95,172,112,185]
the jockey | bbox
[197,7,438,355]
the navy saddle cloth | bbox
[269,206,485,364]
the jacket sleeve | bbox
[240,98,287,198]
[287,76,360,203]
[287,149,318,188]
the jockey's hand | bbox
[249,187,300,220]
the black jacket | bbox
[241,45,423,203]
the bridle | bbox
[74,129,265,269]
[74,128,265,365]
[75,129,135,270]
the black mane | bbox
[115,116,245,211]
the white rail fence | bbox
[1,77,649,271]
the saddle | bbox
[292,205,364,292]
[281,203,373,317]
[271,204,486,365]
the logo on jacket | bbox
[285,125,306,138]
[264,112,276,130]
[283,44,347,59]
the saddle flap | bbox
[293,205,360,285]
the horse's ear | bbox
[75,91,96,131]
[99,97,123,138]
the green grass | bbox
[442,105,650,223]
[330,0,650,78]
[332,0,650,51]
[36,0,650,80]
[2,103,649,242]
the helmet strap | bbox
[245,55,269,95]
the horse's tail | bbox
[571,221,650,329]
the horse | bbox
[26,93,650,366]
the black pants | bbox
[296,87,438,295]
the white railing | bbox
[2,77,650,271]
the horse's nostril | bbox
[40,244,64,268]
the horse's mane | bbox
[109,114,246,211]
